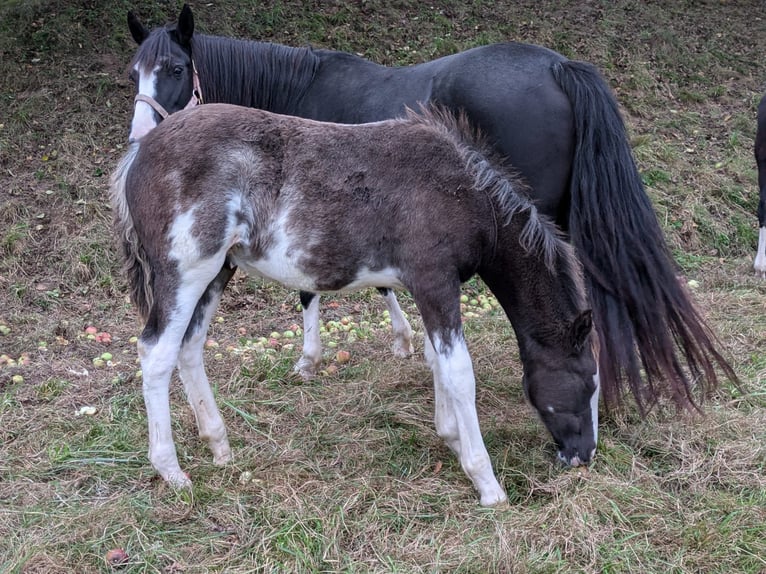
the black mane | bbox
[193,35,319,114]
[133,26,320,115]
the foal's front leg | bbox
[414,286,507,506]
[427,328,507,506]
[177,266,236,465]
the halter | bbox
[134,59,203,120]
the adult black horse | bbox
[124,5,737,414]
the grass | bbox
[1,0,766,572]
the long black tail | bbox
[551,60,739,414]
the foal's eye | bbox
[172,65,184,78]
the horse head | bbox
[126,4,200,142]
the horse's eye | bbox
[172,65,184,78]
[128,70,137,84]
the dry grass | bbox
[1,1,766,572]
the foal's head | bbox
[521,307,599,467]
[471,148,600,466]
[126,4,197,142]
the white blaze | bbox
[129,64,160,142]
[590,369,600,458]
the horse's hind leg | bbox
[177,265,236,465]
[412,284,506,506]
[378,288,414,357]
[295,291,322,379]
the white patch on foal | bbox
[755,227,766,278]
[129,64,159,142]
[232,210,318,290]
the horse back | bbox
[305,43,574,218]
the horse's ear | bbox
[570,310,593,352]
[127,10,149,45]
[177,4,195,47]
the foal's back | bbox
[126,104,495,289]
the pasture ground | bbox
[0,1,765,572]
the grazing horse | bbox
[123,5,738,414]
[754,93,766,278]
[110,103,599,506]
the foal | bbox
[111,103,598,506]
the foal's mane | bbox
[406,106,588,309]
[132,24,320,115]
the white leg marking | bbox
[590,369,600,460]
[430,332,507,506]
[754,227,766,278]
[381,290,414,357]
[129,65,160,142]
[177,288,231,466]
[295,295,322,379]
[426,332,460,454]
[140,323,192,488]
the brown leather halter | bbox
[134,59,203,119]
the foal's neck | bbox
[480,226,583,354]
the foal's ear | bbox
[570,310,593,352]
[127,11,149,45]
[177,4,195,47]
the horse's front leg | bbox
[377,287,414,357]
[295,291,322,379]
[177,265,236,465]
[414,287,507,506]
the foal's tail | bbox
[551,60,739,413]
[110,144,153,322]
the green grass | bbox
[1,0,766,572]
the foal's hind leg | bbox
[177,265,236,465]
[378,288,414,357]
[413,285,506,506]
[140,279,217,487]
[295,291,322,380]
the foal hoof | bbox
[479,489,509,508]
[165,471,193,489]
[212,445,232,466]
[392,339,414,358]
